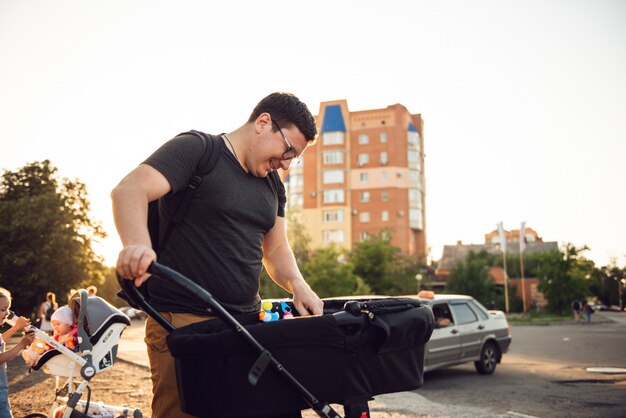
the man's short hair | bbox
[249,92,317,142]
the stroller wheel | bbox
[23,414,47,418]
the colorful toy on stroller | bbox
[8,289,143,418]
[118,262,434,418]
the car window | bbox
[431,302,454,327]
[468,300,489,320]
[450,302,478,325]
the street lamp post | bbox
[415,274,423,294]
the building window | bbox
[380,171,388,181]
[409,169,421,184]
[382,210,389,221]
[323,150,344,165]
[359,191,370,202]
[323,210,344,223]
[408,131,420,150]
[410,188,423,209]
[323,189,345,203]
[380,132,388,143]
[410,208,423,229]
[323,170,344,184]
[381,191,388,201]
[360,172,368,182]
[358,153,369,166]
[323,229,345,243]
[289,193,303,207]
[359,212,370,223]
[408,149,419,163]
[380,152,388,165]
[358,134,369,145]
[322,132,344,145]
[289,174,303,187]
[359,231,370,242]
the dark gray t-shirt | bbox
[143,133,286,315]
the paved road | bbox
[416,312,626,418]
[116,312,626,418]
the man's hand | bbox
[291,282,324,316]
[116,244,157,287]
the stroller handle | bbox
[116,262,231,333]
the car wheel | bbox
[474,341,498,375]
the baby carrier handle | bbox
[117,262,343,418]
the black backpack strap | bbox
[160,131,220,250]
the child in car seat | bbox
[22,305,79,366]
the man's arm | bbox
[262,217,323,316]
[111,164,171,286]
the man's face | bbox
[248,116,307,177]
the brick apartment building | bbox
[285,99,426,261]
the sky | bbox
[1,0,625,269]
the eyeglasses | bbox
[272,119,300,165]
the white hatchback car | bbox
[414,292,512,375]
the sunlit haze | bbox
[1,0,625,268]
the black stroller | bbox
[118,262,434,418]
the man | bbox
[112,92,323,418]
[571,299,581,322]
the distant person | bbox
[87,285,98,297]
[583,302,594,323]
[571,299,582,322]
[39,292,58,336]
[0,287,35,418]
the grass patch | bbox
[507,311,572,325]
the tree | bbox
[258,268,292,299]
[285,208,311,266]
[535,244,591,314]
[302,245,370,298]
[350,230,419,295]
[0,160,106,314]
[446,250,496,307]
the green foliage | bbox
[258,268,292,299]
[495,252,545,278]
[0,160,107,314]
[535,244,591,314]
[258,245,371,299]
[446,250,496,307]
[97,266,131,308]
[302,245,369,298]
[286,208,311,266]
[350,230,420,295]
[588,264,625,307]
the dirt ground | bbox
[6,345,419,418]
[7,355,152,418]
[7,357,419,418]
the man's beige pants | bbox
[145,312,211,418]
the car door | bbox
[425,302,461,368]
[449,301,482,360]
